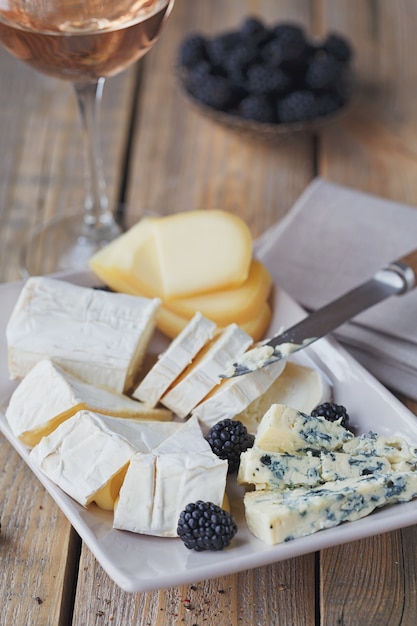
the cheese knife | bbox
[222,248,417,377]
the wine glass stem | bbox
[73,78,121,241]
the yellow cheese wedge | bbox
[162,260,272,325]
[156,302,272,342]
[89,210,253,300]
[152,210,252,297]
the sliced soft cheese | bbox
[235,362,331,435]
[192,359,287,433]
[6,277,160,394]
[244,472,417,545]
[255,404,353,454]
[113,414,228,536]
[29,411,182,509]
[5,358,172,447]
[133,312,217,407]
[156,300,272,342]
[161,324,253,418]
[238,448,322,490]
[162,260,272,325]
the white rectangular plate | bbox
[1,268,417,593]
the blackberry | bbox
[305,56,343,91]
[240,94,276,123]
[206,419,255,473]
[265,23,309,67]
[239,16,270,45]
[311,402,350,429]
[322,32,353,63]
[224,41,260,77]
[177,501,238,551]
[277,89,317,123]
[206,31,242,66]
[178,33,208,69]
[187,74,238,111]
[247,64,293,95]
[315,92,342,117]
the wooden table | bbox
[1,1,417,624]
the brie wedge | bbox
[5,358,172,447]
[6,277,160,394]
[133,312,217,407]
[29,411,182,509]
[161,323,253,418]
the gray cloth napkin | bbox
[254,177,417,400]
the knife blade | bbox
[221,248,417,378]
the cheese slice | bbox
[161,324,253,418]
[342,432,417,464]
[255,404,353,454]
[113,415,228,536]
[152,210,252,298]
[162,260,272,325]
[6,277,160,394]
[29,411,183,510]
[235,362,331,434]
[192,359,287,433]
[133,312,217,407]
[156,301,272,342]
[5,358,172,447]
[244,472,417,545]
[238,448,322,490]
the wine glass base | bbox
[19,211,122,278]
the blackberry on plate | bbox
[177,501,238,551]
[277,89,317,123]
[311,402,350,429]
[178,33,207,69]
[206,419,255,473]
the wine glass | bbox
[0,0,175,276]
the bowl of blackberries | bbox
[177,17,354,138]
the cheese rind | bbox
[161,324,253,418]
[133,313,217,407]
[244,473,417,545]
[5,358,172,446]
[6,277,160,394]
[254,404,353,453]
[192,359,287,433]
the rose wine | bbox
[0,0,172,82]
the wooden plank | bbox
[72,0,318,623]
[317,1,417,623]
[0,438,79,626]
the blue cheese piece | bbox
[132,312,216,408]
[244,472,417,545]
[192,359,287,432]
[342,432,417,465]
[238,448,322,490]
[320,451,391,481]
[161,323,253,419]
[255,404,353,454]
[29,411,181,509]
[5,358,172,446]
[113,415,228,536]
[6,277,160,394]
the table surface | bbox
[1,1,417,624]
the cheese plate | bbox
[1,268,417,593]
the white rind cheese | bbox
[255,404,353,454]
[6,277,160,394]
[5,358,172,446]
[192,358,287,433]
[244,472,417,545]
[161,323,253,419]
[132,312,216,407]
[113,414,228,536]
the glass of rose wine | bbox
[0,0,175,275]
